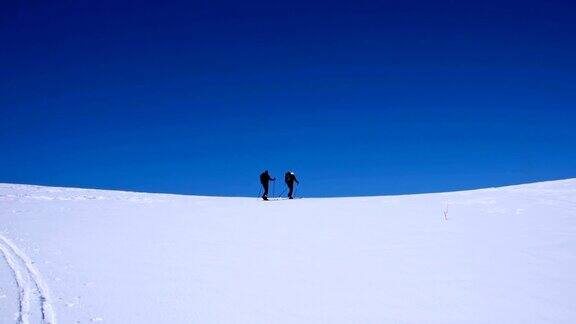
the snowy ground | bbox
[0,180,575,323]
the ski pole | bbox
[278,187,287,198]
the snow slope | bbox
[0,180,575,323]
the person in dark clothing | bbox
[259,170,275,200]
[284,171,299,199]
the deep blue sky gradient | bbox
[1,0,575,196]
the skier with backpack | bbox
[259,170,275,201]
[284,171,299,199]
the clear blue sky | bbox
[1,0,575,197]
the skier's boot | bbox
[262,196,269,201]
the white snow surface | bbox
[1,179,576,323]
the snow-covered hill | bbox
[1,180,575,323]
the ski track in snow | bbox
[0,235,57,324]
[0,243,31,324]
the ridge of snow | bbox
[1,177,575,200]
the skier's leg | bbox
[288,183,294,199]
[263,183,269,199]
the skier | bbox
[284,171,299,199]
[259,170,275,201]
